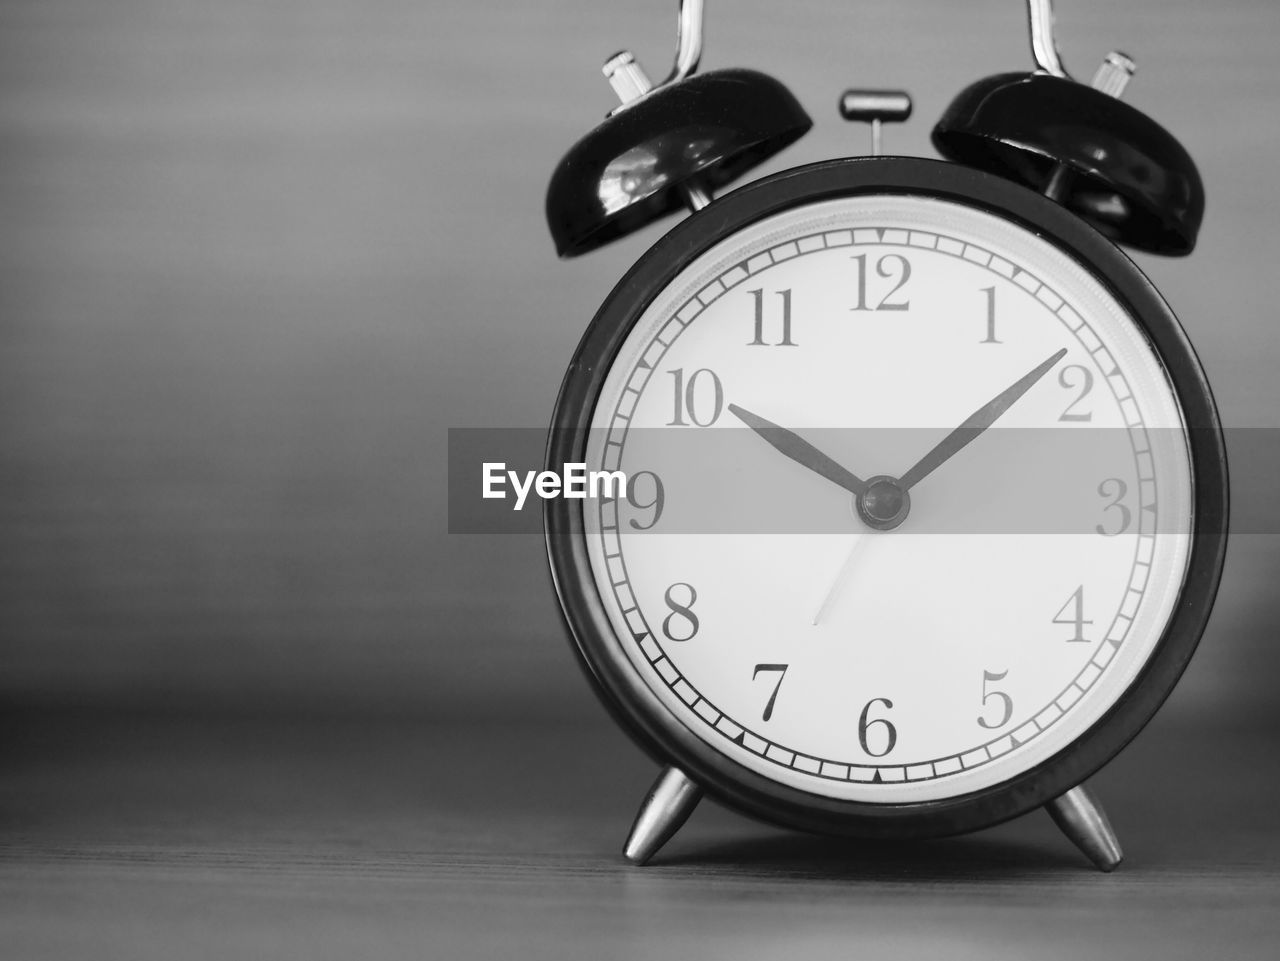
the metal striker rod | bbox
[1029,0,1136,202]
[679,182,713,211]
[602,50,712,214]
[1041,54,1135,202]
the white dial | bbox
[583,194,1192,803]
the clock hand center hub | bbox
[855,474,911,531]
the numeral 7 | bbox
[752,663,789,722]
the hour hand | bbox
[727,403,868,497]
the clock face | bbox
[579,192,1195,804]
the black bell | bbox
[547,67,811,258]
[545,0,810,258]
[933,68,1204,255]
[935,1,1204,255]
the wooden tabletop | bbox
[3,713,1276,960]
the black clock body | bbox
[544,157,1228,839]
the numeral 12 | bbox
[851,254,911,311]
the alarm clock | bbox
[543,0,1227,871]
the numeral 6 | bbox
[858,697,897,757]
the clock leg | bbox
[1045,783,1123,872]
[623,765,703,865]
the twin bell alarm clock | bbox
[542,0,1227,871]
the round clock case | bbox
[544,157,1228,840]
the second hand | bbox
[812,531,880,625]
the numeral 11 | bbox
[747,288,796,346]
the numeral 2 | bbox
[1058,364,1094,422]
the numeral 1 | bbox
[980,286,1001,343]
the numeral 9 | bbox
[1052,585,1093,643]
[626,470,665,530]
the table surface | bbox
[2,713,1276,960]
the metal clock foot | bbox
[1046,783,1123,872]
[623,765,702,865]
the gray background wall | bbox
[3,0,1277,725]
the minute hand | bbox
[897,348,1068,491]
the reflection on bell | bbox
[599,146,667,216]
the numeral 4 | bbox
[1053,585,1093,643]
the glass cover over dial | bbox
[584,195,1192,803]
